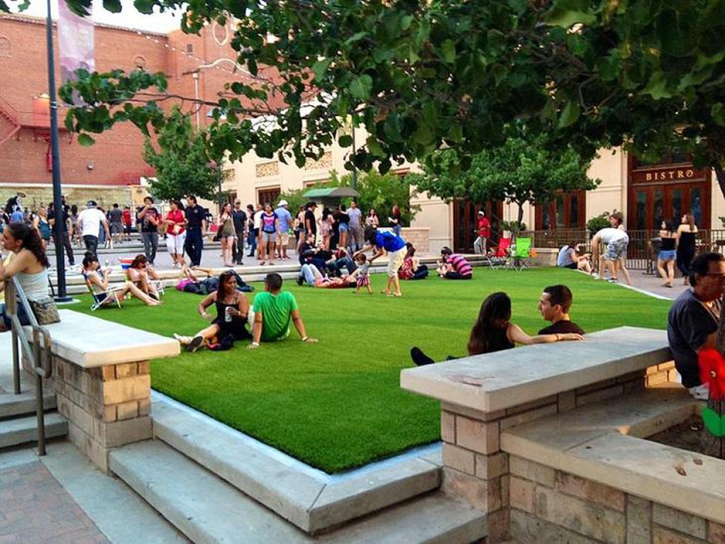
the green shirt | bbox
[253,291,298,341]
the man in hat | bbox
[473,210,491,255]
[77,200,110,256]
[274,199,293,260]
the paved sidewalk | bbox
[0,461,109,543]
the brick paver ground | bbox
[0,461,109,543]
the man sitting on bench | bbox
[537,285,585,335]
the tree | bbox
[142,106,226,202]
[409,126,599,226]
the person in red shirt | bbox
[122,206,132,241]
[473,211,491,254]
[164,200,187,268]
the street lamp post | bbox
[46,0,70,302]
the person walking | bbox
[218,202,236,267]
[676,213,698,285]
[108,203,124,245]
[246,204,257,258]
[77,200,110,256]
[184,196,206,267]
[48,202,75,266]
[473,210,491,254]
[164,200,187,268]
[137,196,160,265]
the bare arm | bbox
[291,309,316,342]
[508,323,582,346]
[197,292,216,318]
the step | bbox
[0,412,67,448]
[152,400,442,533]
[110,440,486,543]
[0,390,57,420]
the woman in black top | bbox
[676,213,698,285]
[658,220,677,288]
[410,292,582,365]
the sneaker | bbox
[607,278,618,283]
[173,333,192,345]
[688,383,710,400]
[187,335,205,353]
[296,276,304,286]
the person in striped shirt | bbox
[438,247,473,280]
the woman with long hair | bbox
[319,207,334,250]
[82,254,160,308]
[33,206,52,251]
[0,223,53,331]
[389,204,402,236]
[218,202,236,267]
[127,254,162,300]
[657,220,677,288]
[164,200,187,268]
[366,208,379,228]
[174,270,251,352]
[410,292,582,365]
[676,213,698,285]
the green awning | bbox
[303,187,360,199]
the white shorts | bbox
[166,232,186,255]
[387,247,406,278]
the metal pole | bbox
[351,126,358,192]
[46,0,70,302]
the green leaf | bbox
[133,0,155,15]
[339,134,354,147]
[557,101,580,128]
[102,0,122,13]
[349,75,373,100]
[643,72,674,99]
[78,133,96,146]
[345,32,368,46]
[366,136,385,157]
[441,40,456,63]
[312,58,332,82]
[712,103,725,127]
[546,8,596,28]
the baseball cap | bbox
[87,200,97,207]
[278,199,288,207]
[478,210,485,215]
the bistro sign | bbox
[632,165,709,184]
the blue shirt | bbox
[376,231,406,252]
[274,207,293,232]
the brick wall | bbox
[401,227,430,253]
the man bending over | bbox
[248,273,317,349]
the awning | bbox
[302,187,360,199]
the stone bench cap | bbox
[400,327,670,413]
[27,309,180,368]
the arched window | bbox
[133,55,146,69]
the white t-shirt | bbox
[77,208,107,238]
[253,209,264,229]
[597,227,627,244]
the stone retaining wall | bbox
[508,455,725,543]
[438,371,654,542]
[49,356,152,473]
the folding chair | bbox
[82,271,122,311]
[506,237,533,271]
[483,237,511,269]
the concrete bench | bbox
[27,309,179,471]
[400,326,680,542]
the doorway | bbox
[453,199,503,253]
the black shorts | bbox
[444,271,472,280]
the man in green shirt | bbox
[248,273,318,349]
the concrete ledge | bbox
[499,389,725,525]
[401,327,670,413]
[151,399,442,533]
[30,310,179,368]
[0,412,67,448]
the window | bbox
[186,44,194,55]
[133,56,146,69]
[535,190,586,230]
[257,187,280,206]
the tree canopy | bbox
[409,125,599,224]
[5,0,725,188]
[142,106,225,202]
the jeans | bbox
[349,225,363,252]
[328,257,356,277]
[53,232,75,265]
[247,229,258,256]
[300,264,320,286]
[233,235,245,264]
[141,231,159,264]
[83,235,99,256]
[185,227,204,266]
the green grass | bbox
[70,268,673,473]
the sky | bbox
[15,0,183,33]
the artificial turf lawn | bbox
[70,268,673,473]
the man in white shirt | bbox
[591,227,628,283]
[347,200,363,251]
[77,200,110,256]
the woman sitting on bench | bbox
[82,255,161,308]
[410,291,582,366]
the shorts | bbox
[277,232,289,246]
[387,247,406,278]
[356,275,370,287]
[338,223,349,233]
[261,231,276,243]
[562,263,577,270]
[659,250,676,262]
[166,232,186,255]
[123,224,132,234]
[111,222,123,235]
[603,238,628,261]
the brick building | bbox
[0,13,275,209]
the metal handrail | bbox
[4,277,54,456]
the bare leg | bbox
[124,282,160,305]
[618,257,632,285]
[657,259,667,285]
[268,242,276,264]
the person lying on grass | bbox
[248,273,317,349]
[297,263,356,288]
[174,270,252,352]
[410,291,583,366]
[82,254,161,308]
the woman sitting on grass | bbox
[410,291,582,366]
[398,243,429,280]
[82,254,161,308]
[127,254,162,300]
[174,270,251,352]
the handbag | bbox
[29,297,61,325]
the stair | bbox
[110,440,487,543]
[0,412,67,448]
[0,100,21,146]
[151,400,442,533]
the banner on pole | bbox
[58,0,95,102]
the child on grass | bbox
[352,253,372,294]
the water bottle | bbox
[104,259,110,269]
[225,306,233,323]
